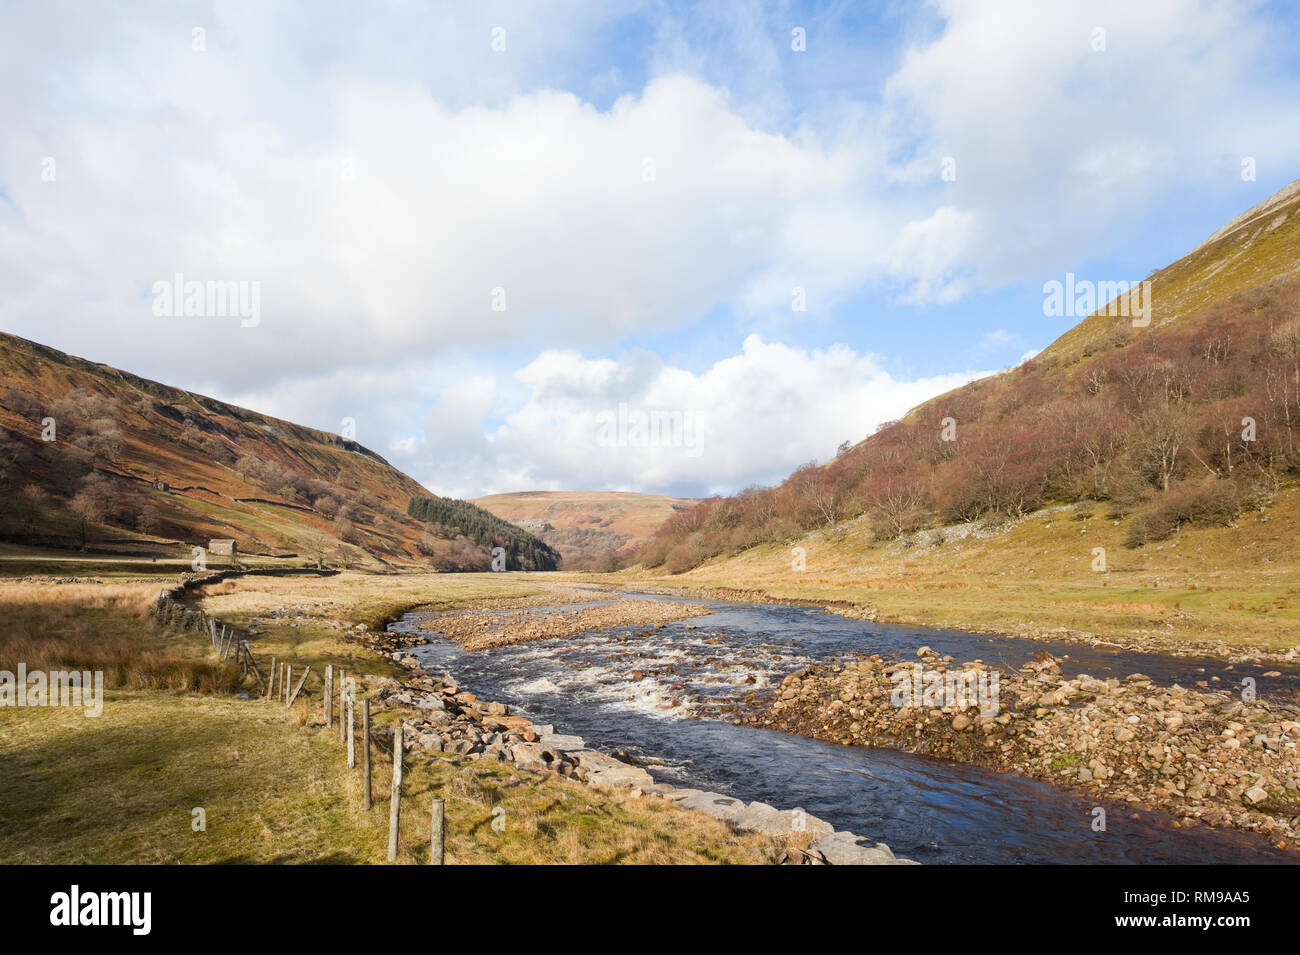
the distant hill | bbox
[640,178,1300,573]
[472,490,701,569]
[0,332,551,571]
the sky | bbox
[3,0,1300,499]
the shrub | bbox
[1128,478,1243,547]
[1153,478,1242,529]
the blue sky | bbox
[2,1,1300,498]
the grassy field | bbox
[0,577,242,691]
[615,491,1300,655]
[0,690,780,864]
[0,571,784,864]
[189,571,573,684]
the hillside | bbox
[472,490,700,570]
[638,178,1300,577]
[0,333,551,571]
[1040,177,1300,361]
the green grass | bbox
[0,689,783,864]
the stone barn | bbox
[208,539,237,556]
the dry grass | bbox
[1042,180,1300,361]
[0,579,241,692]
[201,571,558,628]
[193,572,580,682]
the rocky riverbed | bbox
[365,636,911,864]
[419,598,713,650]
[743,646,1300,849]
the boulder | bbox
[675,791,747,821]
[810,831,902,865]
[537,732,586,752]
[572,750,655,790]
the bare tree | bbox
[335,517,359,544]
[19,483,48,530]
[1134,402,1190,492]
[136,503,163,536]
[70,474,114,547]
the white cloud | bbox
[882,0,1300,287]
[407,336,990,497]
[890,205,976,304]
[974,328,1024,355]
[0,70,897,389]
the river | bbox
[391,589,1298,864]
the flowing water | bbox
[392,589,1299,864]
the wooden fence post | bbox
[430,798,444,866]
[325,664,333,729]
[346,685,355,768]
[387,724,403,862]
[287,666,311,708]
[339,668,347,742]
[265,657,276,701]
[243,644,265,692]
[362,697,372,810]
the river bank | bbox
[741,646,1300,849]
[184,570,911,863]
[400,593,1296,862]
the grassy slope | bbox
[1043,178,1300,362]
[907,178,1300,421]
